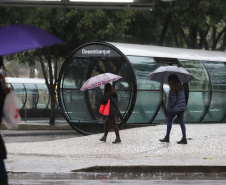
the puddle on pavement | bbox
[8,172,226,181]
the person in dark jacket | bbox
[0,56,8,185]
[159,74,187,144]
[99,83,121,143]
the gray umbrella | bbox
[148,66,195,83]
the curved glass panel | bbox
[23,83,38,109]
[126,56,160,123]
[11,83,26,109]
[154,84,169,122]
[184,91,209,122]
[36,84,49,109]
[202,62,226,122]
[180,60,210,91]
[154,106,167,122]
[63,89,90,120]
[202,91,226,122]
[59,43,136,134]
[153,59,172,122]
[61,58,93,121]
[112,62,134,117]
[180,60,210,122]
[203,62,226,91]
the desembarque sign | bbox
[75,44,121,57]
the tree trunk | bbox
[212,26,217,50]
[220,31,226,51]
[29,65,35,78]
[159,16,170,46]
[170,19,179,47]
[198,30,204,49]
[199,27,210,50]
[49,88,56,126]
[39,54,56,126]
[47,57,56,126]
[212,26,226,50]
[189,25,198,49]
[204,39,210,50]
[172,13,189,47]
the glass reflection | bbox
[36,84,49,109]
[184,92,209,122]
[63,89,92,120]
[204,62,226,91]
[23,83,38,109]
[11,83,26,109]
[61,58,92,89]
[202,91,226,122]
[180,60,210,91]
[129,91,161,123]
[203,62,226,122]
[127,56,160,123]
[180,60,210,122]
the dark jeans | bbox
[0,159,8,185]
[166,111,186,138]
[104,115,120,137]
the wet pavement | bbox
[7,172,226,184]
[1,123,226,184]
[3,130,79,143]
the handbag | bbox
[99,98,110,116]
[3,90,21,129]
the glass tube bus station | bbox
[5,77,62,119]
[6,78,49,110]
[57,42,226,135]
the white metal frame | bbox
[109,42,226,62]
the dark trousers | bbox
[166,111,186,138]
[0,159,8,185]
[104,115,120,137]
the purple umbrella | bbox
[80,73,122,91]
[0,24,64,56]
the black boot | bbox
[99,135,107,142]
[177,137,187,144]
[159,136,169,143]
[112,137,121,144]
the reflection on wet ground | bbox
[4,135,77,143]
[8,172,226,185]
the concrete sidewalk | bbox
[3,123,226,173]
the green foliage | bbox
[152,0,226,49]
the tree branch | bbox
[159,16,170,46]
[212,26,226,50]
